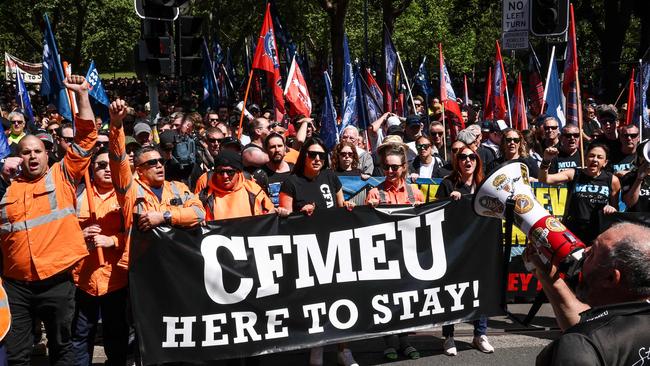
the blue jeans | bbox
[72,287,129,366]
[442,315,488,337]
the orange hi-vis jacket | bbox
[0,117,96,281]
[109,126,205,269]
[73,185,128,296]
[0,278,10,340]
[198,172,274,221]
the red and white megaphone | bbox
[473,162,585,273]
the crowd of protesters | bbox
[0,72,649,366]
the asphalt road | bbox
[33,304,560,365]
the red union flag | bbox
[284,56,312,117]
[252,4,285,121]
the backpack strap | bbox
[198,187,214,219]
[377,182,387,204]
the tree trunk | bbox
[599,0,633,102]
[72,1,88,70]
[330,10,346,105]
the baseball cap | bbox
[457,129,478,145]
[387,125,405,137]
[133,122,152,137]
[34,131,54,149]
[387,115,401,127]
[406,115,421,126]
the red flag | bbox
[562,4,578,95]
[625,68,635,126]
[492,41,508,120]
[284,56,312,117]
[252,4,285,121]
[483,67,493,120]
[511,74,528,131]
[528,58,544,117]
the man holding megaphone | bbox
[527,222,650,365]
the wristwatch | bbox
[163,211,172,225]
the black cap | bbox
[214,150,243,171]
[219,136,242,151]
[387,125,405,137]
[406,115,421,126]
[159,130,177,145]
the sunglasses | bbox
[431,132,444,137]
[562,133,580,139]
[207,138,220,144]
[416,143,431,150]
[457,153,478,161]
[61,136,74,143]
[339,151,354,158]
[451,147,463,154]
[505,137,521,143]
[269,122,282,129]
[11,120,25,125]
[214,168,238,177]
[544,125,559,131]
[383,164,402,172]
[209,118,219,122]
[95,161,109,170]
[137,157,165,168]
[623,133,639,139]
[601,119,616,125]
[307,151,327,160]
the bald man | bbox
[528,223,650,365]
[0,75,97,365]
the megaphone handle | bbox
[500,197,516,309]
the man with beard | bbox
[527,222,650,366]
[548,124,582,173]
[191,127,224,192]
[262,133,293,206]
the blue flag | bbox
[85,60,110,123]
[384,29,397,112]
[360,73,383,125]
[635,62,649,129]
[320,71,338,150]
[415,56,434,96]
[341,66,359,133]
[202,38,219,110]
[41,14,72,122]
[543,47,566,128]
[342,34,353,106]
[15,71,35,132]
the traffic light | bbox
[176,16,203,76]
[135,19,174,76]
[530,0,569,37]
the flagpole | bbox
[640,59,644,142]
[441,104,448,162]
[396,51,417,114]
[238,70,255,139]
[575,66,585,168]
[542,46,556,115]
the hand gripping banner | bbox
[129,197,504,364]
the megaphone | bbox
[643,140,650,163]
[473,162,585,274]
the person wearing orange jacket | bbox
[72,147,129,366]
[0,75,96,365]
[107,98,205,270]
[197,150,287,220]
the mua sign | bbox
[129,198,504,364]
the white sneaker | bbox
[443,336,457,356]
[473,335,495,353]
[309,347,323,366]
[337,348,359,366]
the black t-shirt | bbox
[489,156,540,179]
[536,301,650,366]
[610,153,635,175]
[263,163,294,207]
[280,169,342,212]
[565,168,613,224]
[550,150,582,173]
[435,177,473,199]
[620,170,650,212]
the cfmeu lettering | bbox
[201,211,448,305]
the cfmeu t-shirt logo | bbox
[320,184,334,208]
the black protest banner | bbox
[129,197,504,364]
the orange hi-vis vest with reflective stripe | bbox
[73,185,128,296]
[0,117,96,281]
[109,125,206,269]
